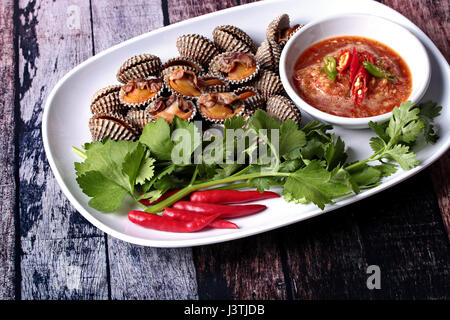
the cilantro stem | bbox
[189,165,199,185]
[145,171,290,213]
[133,195,149,210]
[72,146,87,160]
[211,182,251,190]
[344,148,385,172]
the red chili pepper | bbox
[163,207,238,229]
[336,49,351,74]
[351,65,368,106]
[349,47,360,82]
[128,210,219,233]
[139,189,181,206]
[172,201,267,218]
[190,190,280,204]
[359,50,375,64]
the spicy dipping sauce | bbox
[293,36,412,118]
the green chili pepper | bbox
[363,62,397,82]
[323,56,337,81]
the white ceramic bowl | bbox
[279,13,431,129]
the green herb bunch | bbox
[74,100,441,213]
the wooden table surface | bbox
[0,0,449,300]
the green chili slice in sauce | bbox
[363,62,397,82]
[323,56,337,81]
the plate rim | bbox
[42,0,450,247]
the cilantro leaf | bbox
[386,101,424,144]
[140,118,174,161]
[416,101,442,143]
[76,171,128,212]
[279,120,307,157]
[75,139,138,192]
[283,161,352,209]
[385,144,418,170]
[135,154,155,185]
[324,134,347,169]
[224,116,246,130]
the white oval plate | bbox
[42,0,450,247]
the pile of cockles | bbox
[88,14,303,142]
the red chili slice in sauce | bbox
[337,49,351,74]
[351,65,368,106]
[349,47,360,82]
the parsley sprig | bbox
[74,100,441,212]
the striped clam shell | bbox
[212,25,256,53]
[161,56,205,75]
[176,34,219,66]
[209,51,260,85]
[119,77,165,109]
[266,95,301,125]
[116,54,162,84]
[90,85,128,115]
[255,39,282,72]
[233,86,265,111]
[266,14,303,47]
[252,69,284,99]
[146,95,197,123]
[199,73,230,93]
[163,66,203,100]
[126,109,155,133]
[89,112,138,141]
[197,92,246,124]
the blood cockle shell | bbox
[116,54,162,84]
[266,14,303,47]
[119,77,165,109]
[197,92,246,124]
[126,109,155,133]
[212,25,257,53]
[209,51,260,85]
[161,56,205,75]
[176,34,220,66]
[266,95,302,125]
[89,113,138,141]
[255,39,282,72]
[233,86,265,111]
[90,85,128,115]
[252,69,284,99]
[146,95,197,124]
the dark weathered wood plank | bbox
[0,0,18,300]
[17,0,108,299]
[354,171,450,299]
[430,154,450,239]
[380,0,449,61]
[281,212,370,299]
[194,232,288,300]
[166,0,239,24]
[90,0,198,300]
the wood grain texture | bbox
[0,0,18,300]
[17,0,108,299]
[166,0,239,24]
[90,0,198,300]
[354,171,450,299]
[194,231,288,300]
